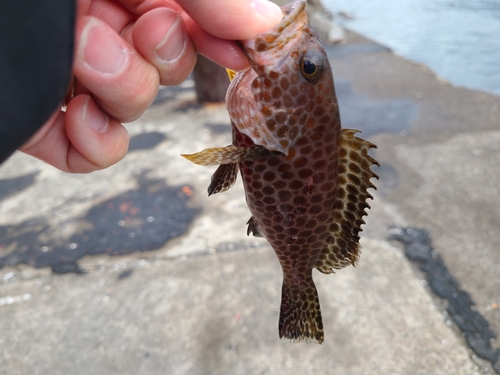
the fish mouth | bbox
[241,0,307,68]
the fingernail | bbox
[251,0,282,21]
[80,19,128,75]
[82,96,109,132]
[155,15,186,63]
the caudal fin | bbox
[279,280,324,344]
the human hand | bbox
[20,0,282,173]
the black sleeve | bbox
[0,0,75,165]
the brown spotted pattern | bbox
[182,0,378,344]
[233,103,342,343]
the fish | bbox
[182,0,379,344]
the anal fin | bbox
[208,163,239,196]
[315,129,380,274]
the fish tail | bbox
[279,279,324,344]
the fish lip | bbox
[261,0,305,38]
[241,0,306,69]
[279,0,306,20]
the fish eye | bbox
[300,51,324,82]
[302,59,317,75]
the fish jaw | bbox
[226,0,332,156]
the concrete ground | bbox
[1,11,499,375]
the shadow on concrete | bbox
[0,171,39,202]
[0,173,200,274]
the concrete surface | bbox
[1,13,499,375]
[0,240,480,375]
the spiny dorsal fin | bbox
[208,163,239,196]
[315,129,379,274]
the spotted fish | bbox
[182,0,378,343]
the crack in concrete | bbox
[390,227,500,374]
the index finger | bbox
[175,0,283,40]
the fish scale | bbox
[182,0,379,343]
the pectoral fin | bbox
[182,145,271,166]
[182,146,255,166]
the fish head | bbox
[226,0,336,155]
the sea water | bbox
[324,0,500,96]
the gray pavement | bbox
[1,15,499,375]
